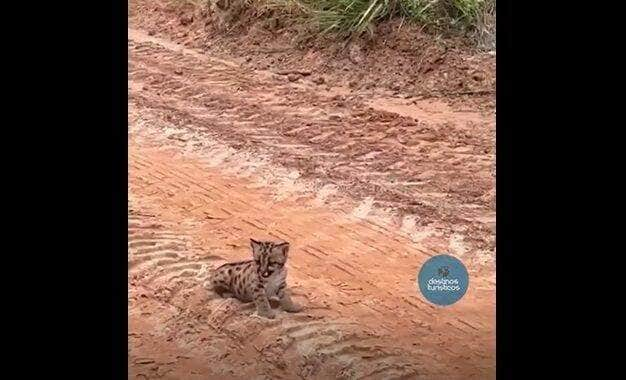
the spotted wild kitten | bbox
[206,239,302,319]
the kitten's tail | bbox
[197,263,216,290]
[199,265,225,300]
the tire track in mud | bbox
[129,27,495,379]
[128,28,496,266]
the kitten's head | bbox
[250,238,289,278]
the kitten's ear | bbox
[250,238,263,260]
[272,242,290,257]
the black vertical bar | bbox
[496,0,513,378]
[111,0,128,378]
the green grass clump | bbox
[259,0,495,44]
[168,0,495,45]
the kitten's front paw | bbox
[283,303,303,313]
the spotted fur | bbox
[207,239,302,318]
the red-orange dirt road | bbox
[128,5,495,378]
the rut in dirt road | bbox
[128,27,496,269]
[128,26,495,380]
